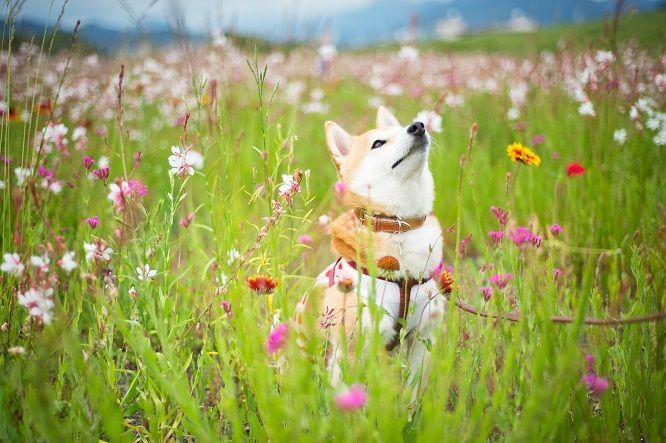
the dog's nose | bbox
[407,121,425,136]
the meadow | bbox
[1,10,665,442]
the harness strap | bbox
[328,258,428,352]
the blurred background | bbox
[14,0,666,52]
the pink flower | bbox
[93,167,110,184]
[549,224,563,236]
[490,206,509,226]
[481,286,492,301]
[531,134,545,145]
[85,216,99,229]
[266,322,288,354]
[459,234,472,257]
[334,181,346,195]
[489,273,512,289]
[221,300,232,319]
[488,231,504,245]
[584,354,595,373]
[298,234,312,244]
[37,165,54,180]
[429,261,443,280]
[83,156,94,170]
[127,179,147,196]
[180,213,194,227]
[508,226,541,247]
[553,268,562,280]
[582,373,609,395]
[133,151,143,168]
[334,384,367,411]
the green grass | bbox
[0,11,665,442]
[417,9,666,56]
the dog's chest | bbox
[379,219,443,279]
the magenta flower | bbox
[334,384,367,411]
[582,373,609,395]
[221,300,232,319]
[83,156,94,170]
[127,179,148,196]
[553,268,562,280]
[508,226,541,247]
[266,322,288,354]
[489,273,512,289]
[488,231,504,245]
[481,286,492,301]
[85,216,100,229]
[37,165,54,180]
[490,206,509,226]
[549,224,564,236]
[581,353,610,395]
[334,181,346,195]
[531,134,545,145]
[93,167,110,184]
[180,213,194,227]
[298,234,313,244]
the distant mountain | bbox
[326,0,666,46]
[11,18,206,53]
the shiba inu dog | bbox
[295,107,447,391]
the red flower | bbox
[566,162,586,177]
[246,275,278,293]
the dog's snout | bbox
[407,121,426,136]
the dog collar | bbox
[354,208,427,233]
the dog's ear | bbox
[376,106,400,128]
[325,121,351,170]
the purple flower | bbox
[549,224,564,236]
[266,322,288,354]
[334,384,367,411]
[481,286,492,301]
[221,300,232,319]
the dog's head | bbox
[325,106,435,218]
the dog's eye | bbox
[371,140,386,150]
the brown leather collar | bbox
[354,208,427,233]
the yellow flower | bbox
[507,142,541,166]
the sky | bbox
[16,0,380,34]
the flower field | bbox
[1,11,665,442]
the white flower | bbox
[72,126,86,141]
[84,241,113,262]
[1,253,24,276]
[14,167,31,186]
[136,264,157,281]
[646,117,660,131]
[227,248,240,265]
[613,129,627,145]
[168,145,202,177]
[578,101,595,117]
[654,129,666,146]
[18,287,55,324]
[629,106,639,120]
[58,251,77,273]
[398,46,419,62]
[318,214,331,226]
[507,107,520,121]
[0,180,5,189]
[42,179,63,194]
[415,110,442,133]
[278,174,299,196]
[318,44,337,61]
[301,101,329,114]
[98,156,110,168]
[595,50,614,65]
[30,254,50,270]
